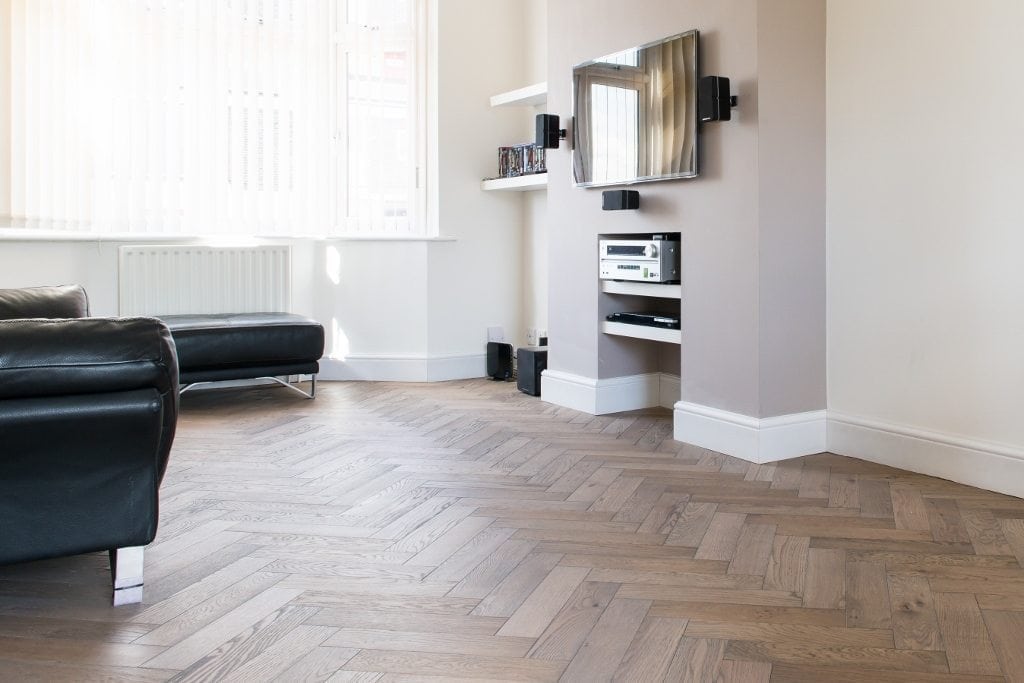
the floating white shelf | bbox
[602,320,681,345]
[490,82,548,108]
[600,280,681,299]
[481,174,548,192]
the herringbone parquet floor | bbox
[2,379,1024,681]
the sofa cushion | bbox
[0,284,89,320]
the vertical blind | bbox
[3,0,425,237]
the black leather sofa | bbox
[0,285,178,605]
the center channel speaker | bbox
[602,189,640,211]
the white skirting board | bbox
[673,402,828,464]
[540,370,679,415]
[319,354,486,383]
[828,411,1024,500]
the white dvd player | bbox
[599,237,680,283]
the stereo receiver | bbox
[599,237,680,283]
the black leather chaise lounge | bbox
[159,312,324,398]
[0,285,178,605]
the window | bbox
[0,0,428,237]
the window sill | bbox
[0,228,456,244]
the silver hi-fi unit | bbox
[599,235,680,283]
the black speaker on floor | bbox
[487,342,514,381]
[516,346,548,396]
[602,189,640,211]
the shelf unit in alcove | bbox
[481,82,548,193]
[599,268,682,345]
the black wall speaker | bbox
[536,114,564,149]
[602,189,640,211]
[516,346,548,397]
[698,76,735,122]
[486,342,513,381]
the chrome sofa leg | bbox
[268,374,317,399]
[109,546,145,606]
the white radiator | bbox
[118,245,292,316]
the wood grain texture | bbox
[804,548,846,609]
[558,598,649,682]
[846,560,892,629]
[981,609,1024,681]
[887,573,945,651]
[527,581,617,661]
[932,592,1002,676]
[612,616,688,682]
[0,380,1022,681]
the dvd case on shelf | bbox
[496,143,546,179]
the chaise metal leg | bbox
[179,375,316,399]
[109,546,145,606]
[267,374,316,399]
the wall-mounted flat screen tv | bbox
[572,30,699,187]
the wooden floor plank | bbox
[340,650,566,682]
[981,609,1024,680]
[559,598,650,682]
[887,573,945,651]
[763,535,810,595]
[665,502,718,547]
[728,523,777,576]
[664,637,726,682]
[684,620,894,647]
[846,560,892,629]
[611,616,687,682]
[803,548,846,609]
[932,592,1002,676]
[496,566,589,638]
[527,581,618,661]
[694,512,747,560]
[726,640,950,674]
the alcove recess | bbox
[598,233,682,390]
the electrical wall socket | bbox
[487,326,505,343]
[526,328,538,346]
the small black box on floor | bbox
[517,346,548,396]
[487,341,514,380]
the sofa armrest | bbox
[0,317,179,400]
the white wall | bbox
[522,0,549,343]
[427,0,529,357]
[0,0,10,217]
[827,1,1024,492]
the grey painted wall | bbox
[756,0,827,416]
[546,0,825,418]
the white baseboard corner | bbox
[541,370,679,415]
[318,354,485,383]
[827,412,1024,500]
[673,402,827,464]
